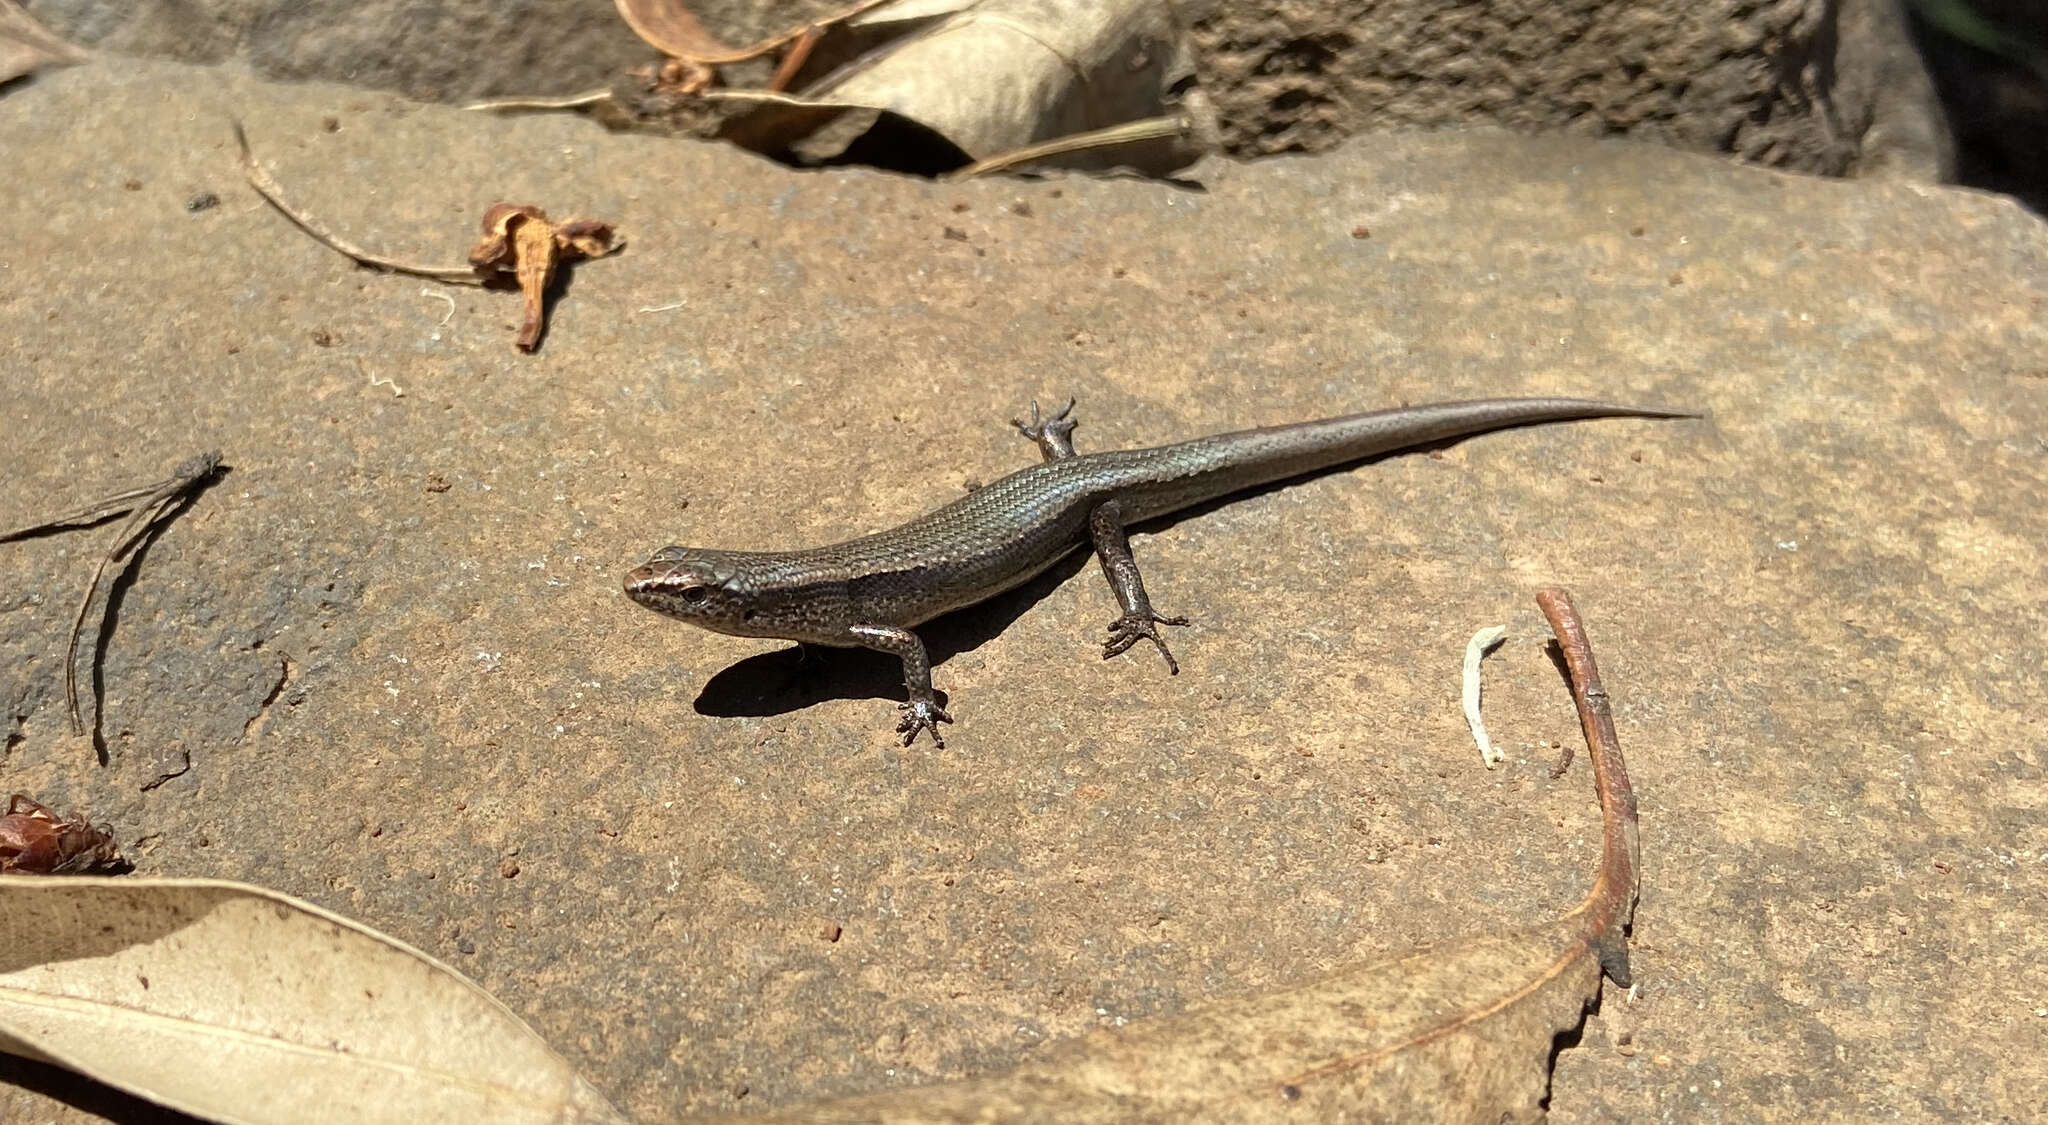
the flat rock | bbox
[2,61,2043,1121]
[24,0,662,102]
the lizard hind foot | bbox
[1103,611,1190,675]
[895,699,955,747]
[1012,397,1078,443]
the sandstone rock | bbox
[2,61,2042,1122]
[25,0,1953,181]
[1187,0,1952,178]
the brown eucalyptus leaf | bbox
[0,876,629,1125]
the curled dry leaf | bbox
[0,796,124,876]
[0,876,629,1124]
[617,0,893,65]
[0,0,89,87]
[620,0,1210,175]
[467,204,621,352]
[725,588,1640,1124]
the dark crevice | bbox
[1907,0,2048,212]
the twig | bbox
[1537,587,1641,982]
[420,288,456,326]
[463,88,617,113]
[233,121,484,284]
[2,481,177,543]
[1461,625,1509,768]
[952,115,1190,178]
[62,453,224,748]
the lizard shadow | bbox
[692,549,1093,720]
[689,437,1497,722]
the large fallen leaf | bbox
[720,588,1639,1122]
[0,0,88,86]
[0,876,628,1124]
[622,0,1207,174]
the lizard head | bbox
[623,547,769,636]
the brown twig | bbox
[60,452,223,749]
[233,121,484,285]
[2,481,175,543]
[765,24,823,92]
[1538,587,1641,984]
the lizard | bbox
[624,397,1689,746]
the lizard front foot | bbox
[1103,611,1189,674]
[896,698,955,747]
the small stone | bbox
[185,192,220,213]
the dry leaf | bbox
[468,204,621,352]
[616,0,899,66]
[0,876,629,1124]
[0,796,124,876]
[722,588,1639,1123]
[238,126,621,354]
[0,0,88,87]
[621,0,1208,175]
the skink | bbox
[625,397,1689,745]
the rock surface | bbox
[24,0,660,101]
[1187,0,1954,177]
[2,61,2045,1121]
[26,0,1953,180]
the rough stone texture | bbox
[1186,0,1952,178]
[22,0,665,101]
[25,0,1954,183]
[3,61,2045,1122]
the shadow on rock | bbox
[691,550,1092,720]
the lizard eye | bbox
[676,584,711,606]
